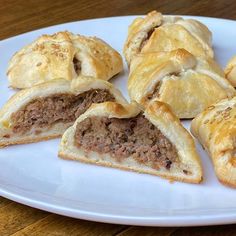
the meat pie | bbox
[123,11,213,65]
[7,31,123,89]
[59,101,202,183]
[128,49,235,119]
[0,77,126,147]
[191,96,236,188]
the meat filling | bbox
[139,27,157,51]
[11,89,115,134]
[73,57,81,75]
[75,114,179,170]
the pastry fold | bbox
[0,77,126,147]
[124,11,213,65]
[191,97,236,187]
[59,101,202,183]
[128,49,235,119]
[7,31,123,89]
[225,56,236,87]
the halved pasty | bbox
[128,49,235,119]
[7,31,123,89]
[59,101,202,183]
[191,97,236,187]
[124,11,213,65]
[0,77,126,147]
[225,56,236,87]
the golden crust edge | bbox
[58,151,202,184]
[0,134,61,148]
[59,100,203,184]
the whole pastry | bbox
[124,11,213,65]
[59,100,202,183]
[191,97,236,187]
[128,49,235,119]
[7,31,123,89]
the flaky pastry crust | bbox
[0,77,126,147]
[225,56,236,87]
[128,49,235,119]
[7,31,123,89]
[59,101,202,183]
[191,97,236,187]
[123,11,213,65]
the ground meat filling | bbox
[73,57,81,75]
[75,114,179,170]
[11,89,115,134]
[139,27,157,51]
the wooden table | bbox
[0,0,236,235]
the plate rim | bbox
[1,187,236,227]
[1,15,236,227]
[1,14,236,42]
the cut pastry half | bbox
[191,96,236,188]
[59,101,202,183]
[7,31,123,89]
[0,77,126,147]
[128,49,235,119]
[123,10,213,65]
[225,56,236,87]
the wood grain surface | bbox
[0,0,236,235]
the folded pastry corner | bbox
[225,56,236,87]
[7,31,123,89]
[0,77,126,147]
[123,10,213,65]
[191,97,236,188]
[59,100,202,183]
[128,49,235,119]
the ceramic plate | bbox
[0,15,236,226]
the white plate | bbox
[0,15,236,227]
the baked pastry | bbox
[7,31,123,89]
[0,77,126,147]
[124,11,213,65]
[59,101,202,183]
[128,49,235,119]
[225,56,236,87]
[191,97,236,187]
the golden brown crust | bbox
[0,133,61,148]
[58,101,202,183]
[225,56,236,87]
[0,77,127,147]
[59,151,202,184]
[191,97,236,188]
[7,31,123,89]
[128,49,235,119]
[123,11,213,65]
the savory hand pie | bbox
[124,11,213,65]
[0,77,126,147]
[59,101,202,183]
[128,49,235,119]
[7,31,123,89]
[225,56,236,87]
[191,97,236,187]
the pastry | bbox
[0,77,126,147]
[7,31,123,89]
[191,96,236,187]
[225,56,236,87]
[59,100,202,183]
[124,11,213,65]
[128,49,235,119]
